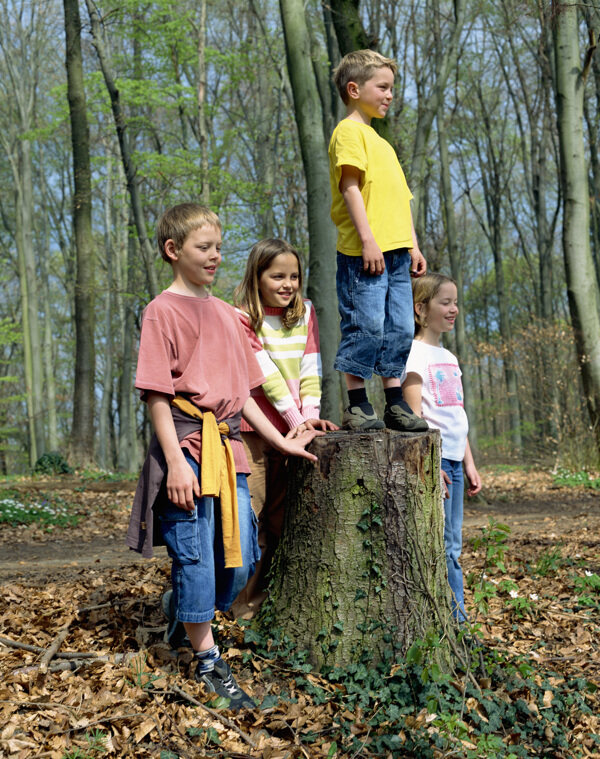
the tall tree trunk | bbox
[197,0,210,205]
[38,155,59,452]
[279,0,340,421]
[118,219,138,472]
[64,0,96,467]
[552,1,600,449]
[409,0,465,228]
[437,105,478,453]
[98,149,114,470]
[85,0,158,300]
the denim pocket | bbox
[159,505,200,564]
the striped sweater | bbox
[238,301,322,433]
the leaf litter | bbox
[0,469,598,758]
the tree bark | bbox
[263,430,451,669]
[552,1,600,450]
[64,0,96,467]
[437,102,478,453]
[85,0,158,300]
[279,0,341,422]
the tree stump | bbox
[262,429,451,669]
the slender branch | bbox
[168,683,257,748]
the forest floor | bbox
[0,466,599,758]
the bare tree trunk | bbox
[196,0,210,205]
[38,155,59,452]
[552,1,600,449]
[85,0,158,300]
[279,0,341,421]
[437,104,478,453]
[64,0,96,467]
[97,149,114,470]
[409,0,465,227]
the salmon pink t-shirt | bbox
[135,291,265,473]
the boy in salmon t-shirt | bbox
[127,203,321,710]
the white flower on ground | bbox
[530,593,538,601]
[585,570,594,577]
[509,589,519,599]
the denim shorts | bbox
[158,451,260,623]
[334,249,414,379]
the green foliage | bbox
[573,571,600,608]
[62,730,108,759]
[531,546,567,577]
[187,726,221,745]
[552,468,600,489]
[0,491,81,528]
[243,623,593,758]
[33,451,73,476]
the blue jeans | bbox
[334,250,414,379]
[158,451,260,623]
[441,458,466,622]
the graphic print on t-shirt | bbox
[427,363,464,407]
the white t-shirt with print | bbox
[403,339,469,461]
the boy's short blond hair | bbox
[333,49,397,105]
[157,203,222,262]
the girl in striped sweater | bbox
[231,239,337,618]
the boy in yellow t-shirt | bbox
[329,49,428,432]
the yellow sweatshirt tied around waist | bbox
[171,396,242,568]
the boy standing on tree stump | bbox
[329,49,429,433]
[127,203,321,710]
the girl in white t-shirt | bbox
[402,273,481,622]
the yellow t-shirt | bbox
[329,119,413,256]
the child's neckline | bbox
[163,288,212,301]
[263,305,286,316]
[415,335,444,348]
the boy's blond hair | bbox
[157,203,222,262]
[333,49,397,104]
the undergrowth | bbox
[242,623,596,758]
[0,490,82,528]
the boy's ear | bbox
[347,80,360,100]
[164,239,179,262]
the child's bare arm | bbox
[147,392,200,511]
[242,397,323,462]
[409,213,427,277]
[463,439,482,496]
[401,372,423,416]
[340,165,385,275]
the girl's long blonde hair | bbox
[234,239,306,333]
[412,272,456,332]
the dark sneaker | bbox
[195,657,256,710]
[383,402,429,432]
[342,405,385,431]
[161,590,191,649]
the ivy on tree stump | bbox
[261,429,451,669]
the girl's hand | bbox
[286,423,307,438]
[465,463,482,496]
[304,418,339,432]
[441,468,450,499]
[279,429,325,462]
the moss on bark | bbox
[259,429,451,669]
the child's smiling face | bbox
[166,224,222,297]
[258,253,300,309]
[347,65,394,123]
[421,281,459,337]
